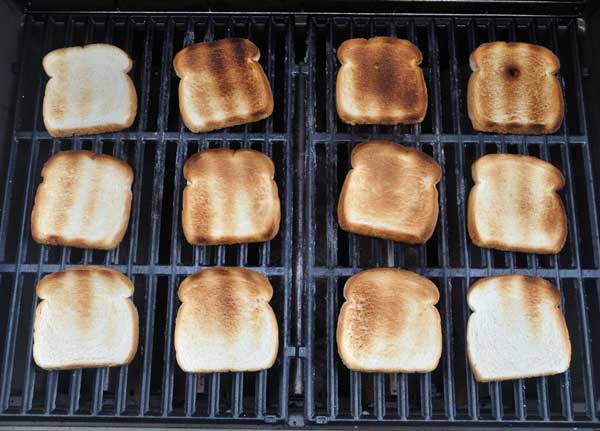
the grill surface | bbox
[0,8,599,430]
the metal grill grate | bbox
[0,13,295,424]
[304,14,600,427]
[0,8,599,430]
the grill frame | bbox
[0,4,598,430]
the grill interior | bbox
[1,7,600,429]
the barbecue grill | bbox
[0,0,599,429]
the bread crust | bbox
[466,275,571,382]
[336,37,427,125]
[182,148,280,245]
[467,153,567,254]
[31,150,134,250]
[33,266,139,370]
[173,38,273,133]
[42,44,137,138]
[338,140,441,243]
[467,41,563,134]
[174,267,278,373]
[337,268,442,373]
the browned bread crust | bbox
[33,266,139,370]
[467,153,567,254]
[31,150,134,250]
[467,275,571,382]
[338,140,441,244]
[336,37,427,125]
[182,148,280,245]
[337,268,442,373]
[42,44,137,138]
[467,42,564,134]
[173,38,274,133]
[174,267,278,373]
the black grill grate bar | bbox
[310,132,587,144]
[311,267,600,278]
[428,17,456,421]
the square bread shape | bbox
[31,150,134,250]
[338,140,441,244]
[43,44,137,138]
[467,41,564,134]
[336,37,428,125]
[173,38,274,133]
[467,275,571,382]
[468,153,567,254]
[174,267,279,373]
[182,148,280,245]
[33,266,139,370]
[337,268,442,373]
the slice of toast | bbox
[467,275,571,382]
[468,153,567,254]
[338,140,441,244]
[467,42,563,134]
[33,266,139,370]
[174,267,279,373]
[336,37,427,125]
[31,150,134,250]
[182,148,280,245]
[337,268,441,373]
[43,44,137,137]
[173,38,273,133]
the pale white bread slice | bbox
[468,153,567,254]
[182,148,280,245]
[173,38,273,133]
[33,266,139,370]
[174,267,279,373]
[467,275,571,382]
[467,41,563,134]
[336,37,428,125]
[337,268,442,373]
[43,44,137,137]
[338,140,441,244]
[31,150,134,250]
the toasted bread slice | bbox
[173,38,273,133]
[43,44,137,137]
[174,267,279,373]
[31,150,134,250]
[182,148,280,245]
[33,266,139,370]
[467,275,571,382]
[336,37,427,125]
[337,268,441,373]
[468,153,567,254]
[467,42,563,134]
[338,140,441,243]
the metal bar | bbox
[307,132,587,144]
[429,18,455,421]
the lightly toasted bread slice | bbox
[338,140,441,244]
[467,41,563,134]
[33,266,139,370]
[467,275,571,382]
[43,44,137,137]
[182,148,280,245]
[468,153,567,254]
[337,268,442,373]
[173,38,274,133]
[31,150,134,250]
[336,37,428,125]
[174,267,279,373]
